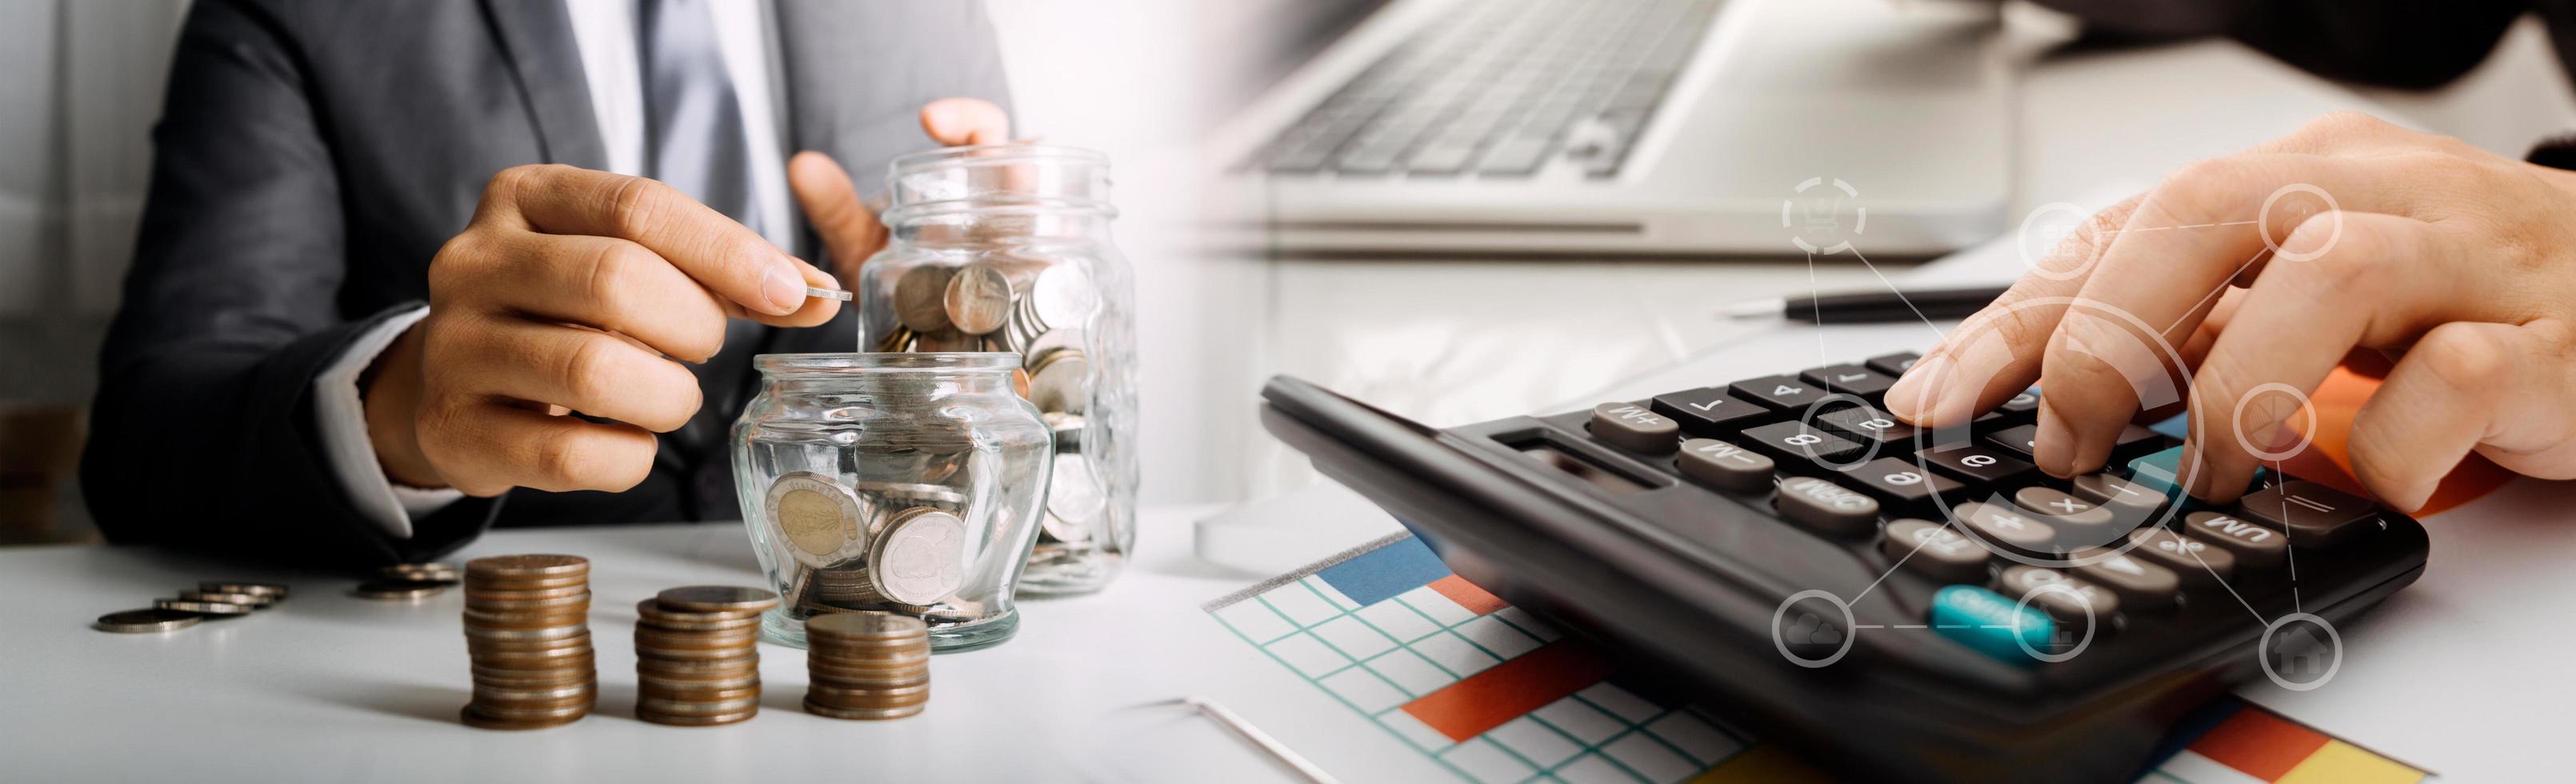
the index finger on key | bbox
[501,165,826,319]
[1886,193,2146,428]
[2033,157,2402,478]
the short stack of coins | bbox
[634,586,778,726]
[460,554,594,730]
[803,612,931,720]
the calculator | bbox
[1258,352,2429,783]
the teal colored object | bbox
[2128,446,2186,498]
[2148,413,2190,440]
[2126,445,2269,503]
[1931,585,2054,661]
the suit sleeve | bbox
[2031,0,2530,90]
[82,0,499,566]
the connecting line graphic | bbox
[1842,247,1953,343]
[2189,546,2269,627]
[2274,458,2302,614]
[2161,242,2274,339]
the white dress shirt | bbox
[315,0,794,538]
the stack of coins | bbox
[356,562,459,600]
[460,554,594,730]
[803,612,931,720]
[634,586,778,726]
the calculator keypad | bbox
[1677,438,1774,492]
[1545,356,2402,666]
[1730,374,1830,410]
[1589,402,1680,454]
[1650,388,1774,436]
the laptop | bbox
[1212,0,2015,258]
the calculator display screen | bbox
[1518,443,1649,494]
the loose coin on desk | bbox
[94,608,203,633]
[199,581,290,599]
[354,579,454,600]
[178,590,273,608]
[382,562,461,582]
[155,598,254,617]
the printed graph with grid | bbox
[1204,532,2434,784]
[1202,533,1816,783]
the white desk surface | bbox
[0,507,1454,784]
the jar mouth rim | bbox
[755,352,1021,374]
[890,143,1110,170]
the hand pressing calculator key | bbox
[1258,351,2429,784]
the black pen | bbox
[1718,285,2010,323]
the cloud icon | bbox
[1786,612,1843,646]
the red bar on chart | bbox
[1401,642,1614,742]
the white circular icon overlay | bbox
[2232,382,2316,462]
[2258,183,2343,262]
[1770,590,1858,669]
[2258,612,2343,691]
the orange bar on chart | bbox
[1401,642,1614,742]
[2188,704,2331,780]
[1426,574,1507,615]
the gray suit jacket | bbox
[83,0,1012,566]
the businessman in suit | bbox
[83,0,1012,566]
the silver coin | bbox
[382,562,460,582]
[942,263,1013,335]
[1026,349,1089,414]
[655,586,781,614]
[1023,328,1085,370]
[94,608,202,634]
[199,581,289,598]
[767,472,864,569]
[354,580,452,600]
[892,264,954,332]
[178,588,273,606]
[156,598,254,616]
[869,509,968,606]
[1042,453,1104,542]
[1025,263,1094,332]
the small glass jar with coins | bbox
[855,144,1138,594]
[731,352,1050,652]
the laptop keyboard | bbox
[1251,0,1725,179]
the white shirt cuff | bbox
[314,306,463,538]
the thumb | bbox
[920,98,1010,146]
[789,150,884,282]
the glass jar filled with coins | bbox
[856,144,1138,594]
[731,353,1050,651]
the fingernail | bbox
[762,264,805,314]
[2034,405,2074,478]
[1885,354,1945,422]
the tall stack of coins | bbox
[460,554,594,730]
[802,613,931,720]
[634,586,778,726]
